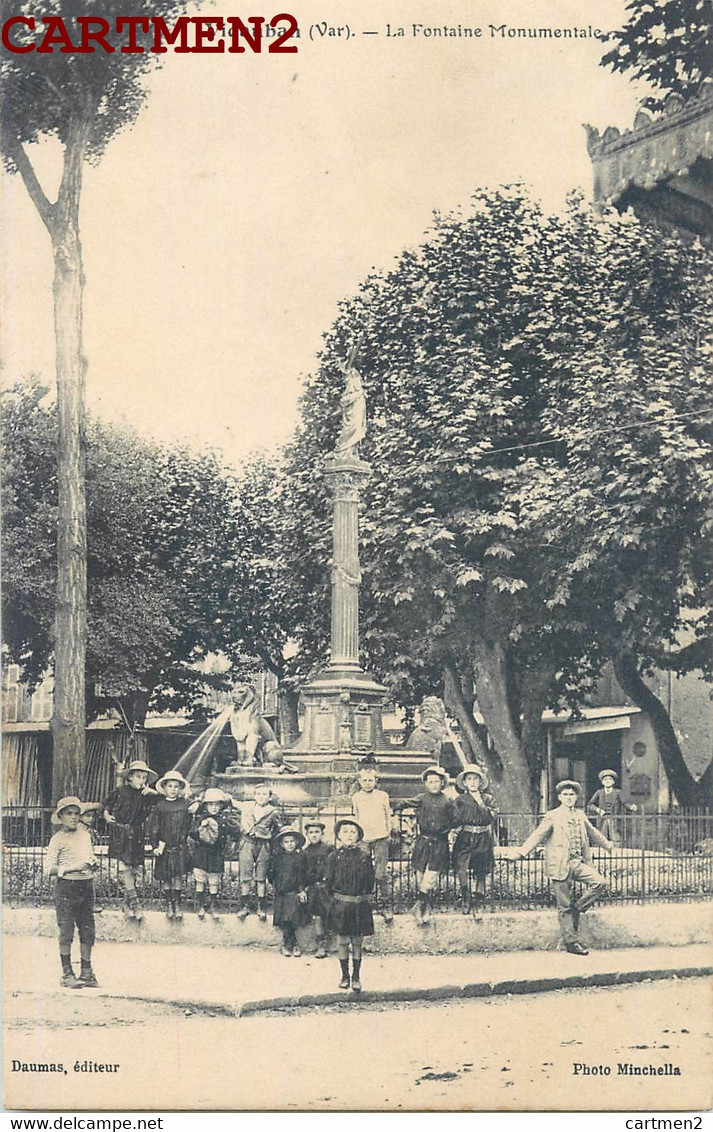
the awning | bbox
[542,706,641,736]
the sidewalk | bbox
[5,899,712,952]
[4,934,711,1017]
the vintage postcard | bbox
[2,0,712,1114]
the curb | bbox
[238,962,713,1015]
[12,964,712,1020]
[10,987,240,1017]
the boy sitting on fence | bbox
[512,780,614,956]
[102,760,160,921]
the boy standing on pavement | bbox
[351,764,394,923]
[45,797,100,988]
[513,780,614,955]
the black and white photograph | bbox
[1,0,712,1113]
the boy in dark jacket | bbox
[268,827,308,957]
[587,770,636,844]
[452,764,497,914]
[325,819,375,992]
[148,770,191,921]
[398,765,454,925]
[102,760,159,920]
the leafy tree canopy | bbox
[282,187,712,805]
[1,0,186,161]
[601,0,712,109]
[1,379,293,726]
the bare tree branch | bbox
[0,130,55,231]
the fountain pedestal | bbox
[287,452,392,759]
[211,451,432,807]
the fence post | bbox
[639,808,647,902]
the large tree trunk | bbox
[48,124,90,799]
[519,657,556,785]
[614,650,711,808]
[442,660,490,765]
[471,636,536,812]
[4,121,91,799]
[117,689,153,733]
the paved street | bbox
[3,933,711,1014]
[5,974,712,1111]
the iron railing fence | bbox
[3,805,712,914]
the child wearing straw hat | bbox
[325,818,375,992]
[397,765,455,925]
[148,770,192,920]
[268,827,309,957]
[453,764,497,914]
[45,797,100,988]
[188,787,241,921]
[102,760,159,921]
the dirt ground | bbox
[4,978,712,1112]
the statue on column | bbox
[334,341,367,458]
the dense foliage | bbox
[283,188,712,805]
[602,0,712,109]
[1,381,294,727]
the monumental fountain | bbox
[176,348,434,810]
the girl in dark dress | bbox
[102,760,159,920]
[398,765,455,925]
[268,827,308,957]
[453,764,497,914]
[302,818,331,958]
[325,819,374,992]
[148,770,191,921]
[187,787,241,921]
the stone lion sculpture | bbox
[405,696,448,759]
[226,684,283,768]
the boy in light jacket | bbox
[513,780,614,955]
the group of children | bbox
[46,756,619,990]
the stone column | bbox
[324,454,370,672]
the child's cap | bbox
[335,818,364,842]
[80,801,103,815]
[421,764,449,785]
[275,826,305,848]
[52,796,82,822]
[156,769,188,795]
[124,760,158,784]
[598,769,618,783]
[304,816,326,832]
